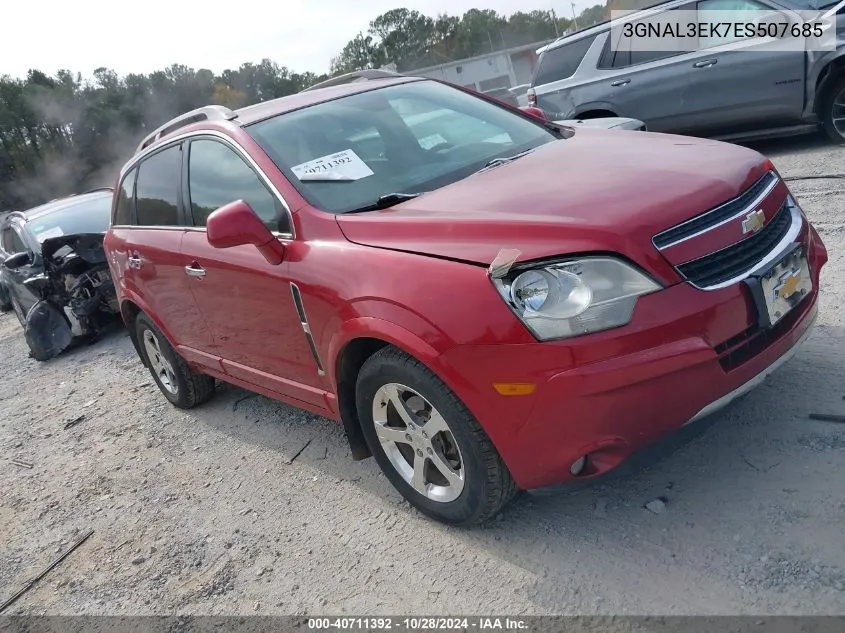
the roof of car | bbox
[234,76,424,125]
[19,190,113,222]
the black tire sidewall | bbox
[135,313,190,407]
[356,354,493,525]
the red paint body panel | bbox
[105,227,214,352]
[180,231,329,408]
[104,85,830,494]
[336,130,769,279]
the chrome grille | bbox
[676,199,792,288]
[652,171,778,249]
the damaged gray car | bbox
[0,189,120,360]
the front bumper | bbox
[438,223,827,490]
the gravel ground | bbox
[1,133,844,617]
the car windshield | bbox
[246,80,558,214]
[27,195,113,243]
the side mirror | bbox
[2,251,32,270]
[206,200,285,265]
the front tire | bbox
[821,75,845,145]
[135,312,215,409]
[356,346,518,525]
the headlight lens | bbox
[492,257,661,340]
[510,268,593,318]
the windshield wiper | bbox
[476,148,536,174]
[345,192,422,214]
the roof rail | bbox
[82,186,114,194]
[301,69,405,93]
[135,105,238,154]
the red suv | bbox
[104,75,827,525]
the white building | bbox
[406,40,555,93]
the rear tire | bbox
[356,346,518,525]
[134,312,215,409]
[821,75,845,145]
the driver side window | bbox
[187,139,290,234]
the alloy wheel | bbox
[143,329,178,394]
[371,382,465,502]
[833,86,845,139]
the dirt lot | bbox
[1,134,844,616]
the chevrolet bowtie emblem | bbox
[776,270,801,300]
[741,209,766,234]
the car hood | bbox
[553,117,644,130]
[41,233,108,271]
[335,129,771,274]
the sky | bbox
[0,0,600,80]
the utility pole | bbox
[572,2,579,30]
[550,7,560,37]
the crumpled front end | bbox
[24,233,120,361]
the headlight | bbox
[491,257,662,341]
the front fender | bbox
[326,316,443,393]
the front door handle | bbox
[184,264,206,278]
[693,59,718,68]
[610,78,631,87]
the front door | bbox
[179,136,328,408]
[678,0,806,134]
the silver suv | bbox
[528,0,845,143]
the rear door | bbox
[532,34,602,119]
[678,0,806,134]
[111,144,214,355]
[179,136,327,408]
[574,9,701,132]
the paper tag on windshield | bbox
[292,149,374,181]
[418,134,448,150]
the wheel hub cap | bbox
[143,329,178,395]
[372,383,465,503]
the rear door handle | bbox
[693,59,718,68]
[185,263,206,278]
[127,255,142,269]
[610,79,631,87]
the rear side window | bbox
[187,139,287,232]
[599,8,694,68]
[114,168,136,225]
[533,35,597,86]
[135,146,182,227]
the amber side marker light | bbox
[492,383,537,396]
